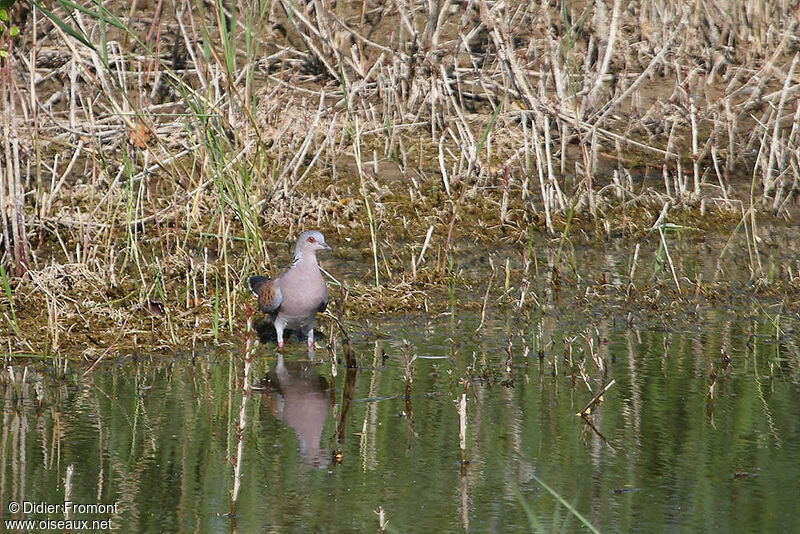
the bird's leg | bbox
[307,328,314,350]
[275,323,285,350]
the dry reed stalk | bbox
[580,379,615,417]
[773,98,800,213]
[416,225,434,270]
[530,112,553,233]
[584,0,622,111]
[763,53,799,206]
[375,506,387,534]
[1,68,29,275]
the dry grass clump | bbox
[1,0,800,355]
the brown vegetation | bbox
[1,0,800,357]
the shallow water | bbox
[2,306,799,533]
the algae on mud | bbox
[1,0,800,358]
[3,300,800,532]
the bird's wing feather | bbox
[248,275,282,313]
[317,293,328,313]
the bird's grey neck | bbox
[291,251,317,268]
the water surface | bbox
[2,306,799,533]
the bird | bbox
[248,230,332,350]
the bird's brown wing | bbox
[248,275,282,313]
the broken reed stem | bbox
[629,243,640,282]
[417,225,434,269]
[580,378,616,417]
[329,287,356,367]
[658,227,682,296]
[232,307,257,507]
[402,341,414,448]
[375,506,387,534]
[457,390,467,472]
[402,339,414,389]
[474,257,496,334]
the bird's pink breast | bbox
[278,263,328,320]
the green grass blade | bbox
[0,264,21,336]
[515,487,547,533]
[476,94,506,158]
[531,474,601,534]
[29,0,97,51]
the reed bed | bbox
[1,0,800,356]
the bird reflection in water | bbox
[256,354,331,468]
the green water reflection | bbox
[2,312,799,533]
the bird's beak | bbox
[322,242,332,251]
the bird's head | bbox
[293,230,332,263]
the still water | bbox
[2,308,799,533]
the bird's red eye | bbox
[308,236,316,243]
